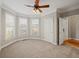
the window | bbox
[30,19,40,37]
[18,17,28,37]
[5,12,15,41]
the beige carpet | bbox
[0,39,79,58]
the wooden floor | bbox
[64,39,79,48]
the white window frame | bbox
[2,9,16,44]
[18,17,29,39]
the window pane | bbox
[32,19,39,25]
[5,12,15,41]
[19,17,28,37]
[30,19,40,37]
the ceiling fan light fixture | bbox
[36,9,40,13]
[25,0,49,14]
[33,9,40,14]
[33,9,36,13]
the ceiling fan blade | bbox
[24,4,34,7]
[39,5,49,8]
[35,0,40,5]
[38,8,42,13]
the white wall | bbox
[0,0,2,5]
[41,12,58,45]
[0,0,2,50]
[0,5,1,50]
[66,15,79,40]
[68,16,76,38]
[76,15,79,39]
[68,15,79,39]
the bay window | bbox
[3,9,41,44]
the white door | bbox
[59,17,68,45]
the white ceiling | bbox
[2,0,79,16]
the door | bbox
[59,17,68,45]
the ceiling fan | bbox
[25,0,49,13]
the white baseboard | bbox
[0,38,41,50]
[0,38,58,50]
[0,38,27,50]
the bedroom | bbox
[0,0,79,58]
